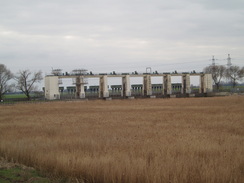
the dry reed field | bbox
[0,96,244,183]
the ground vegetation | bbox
[0,97,243,183]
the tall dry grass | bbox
[0,96,243,183]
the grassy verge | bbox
[0,158,51,183]
[3,94,28,99]
[0,167,50,183]
[0,157,79,183]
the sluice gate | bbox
[44,73,212,100]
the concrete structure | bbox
[72,76,87,98]
[45,76,60,100]
[163,75,172,95]
[199,74,213,93]
[99,75,109,98]
[143,75,152,96]
[44,73,213,100]
[122,75,131,97]
[182,74,191,94]
[80,77,87,98]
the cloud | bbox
[0,0,243,74]
[191,0,244,10]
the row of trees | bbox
[203,65,244,90]
[0,64,43,101]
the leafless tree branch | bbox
[15,70,43,100]
[0,64,13,100]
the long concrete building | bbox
[45,73,212,100]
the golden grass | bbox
[0,96,243,183]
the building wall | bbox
[45,76,60,100]
[204,74,213,92]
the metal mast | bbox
[212,56,215,66]
[227,54,232,67]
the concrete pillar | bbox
[182,74,191,94]
[122,75,131,97]
[99,75,109,98]
[199,75,205,93]
[75,77,81,98]
[163,75,172,95]
[80,76,86,98]
[199,74,213,93]
[45,76,60,100]
[143,75,152,96]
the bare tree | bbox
[0,64,13,101]
[225,66,244,88]
[203,65,226,91]
[15,70,43,100]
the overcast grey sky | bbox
[1,0,244,75]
